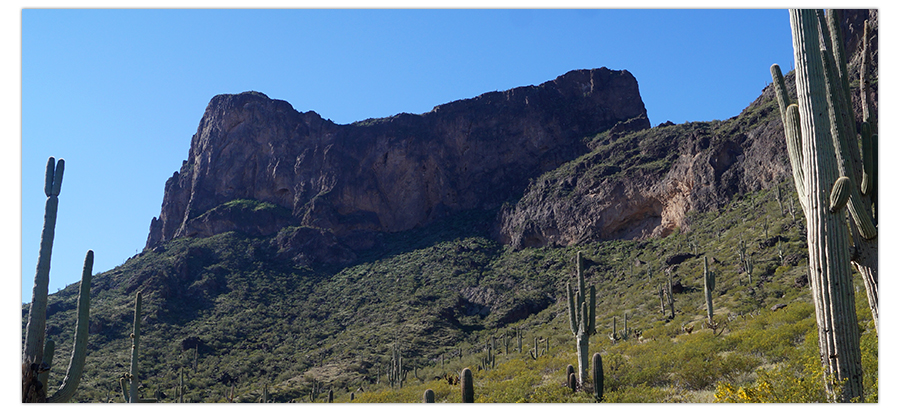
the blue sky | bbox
[15,7,804,302]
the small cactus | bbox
[423,389,435,403]
[567,372,577,392]
[460,368,474,403]
[592,353,604,402]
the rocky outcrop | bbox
[497,9,877,249]
[498,79,797,248]
[146,68,650,252]
[145,9,877,257]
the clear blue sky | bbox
[16,8,801,302]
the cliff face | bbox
[497,93,791,248]
[146,68,651,251]
[496,9,877,249]
[146,8,878,257]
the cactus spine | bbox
[23,157,94,403]
[770,9,868,401]
[460,368,474,403]
[592,353,604,402]
[566,251,596,386]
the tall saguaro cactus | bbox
[120,292,155,403]
[22,157,94,403]
[566,251,596,387]
[703,256,715,325]
[770,9,870,401]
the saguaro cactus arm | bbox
[23,157,94,403]
[23,158,65,380]
[46,251,94,403]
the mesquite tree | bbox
[770,9,874,401]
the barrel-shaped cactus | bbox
[423,389,435,403]
[567,372,577,392]
[461,368,474,403]
[592,353,604,402]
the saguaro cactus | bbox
[22,157,94,403]
[566,251,596,386]
[120,292,155,402]
[423,389,435,403]
[770,9,868,401]
[388,344,405,389]
[703,256,715,325]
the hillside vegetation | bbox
[29,172,877,402]
[26,10,878,399]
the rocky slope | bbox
[498,9,876,249]
[497,85,792,248]
[146,68,651,258]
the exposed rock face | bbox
[146,8,878,257]
[147,68,650,251]
[496,9,878,249]
[498,86,793,248]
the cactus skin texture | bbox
[592,353,604,402]
[771,9,871,401]
[461,368,474,403]
[566,251,596,387]
[22,157,94,403]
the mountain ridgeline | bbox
[28,9,877,403]
[146,68,651,260]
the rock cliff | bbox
[146,8,877,259]
[146,68,651,253]
[496,9,876,249]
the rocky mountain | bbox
[28,9,877,403]
[146,68,650,261]
[145,13,876,261]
